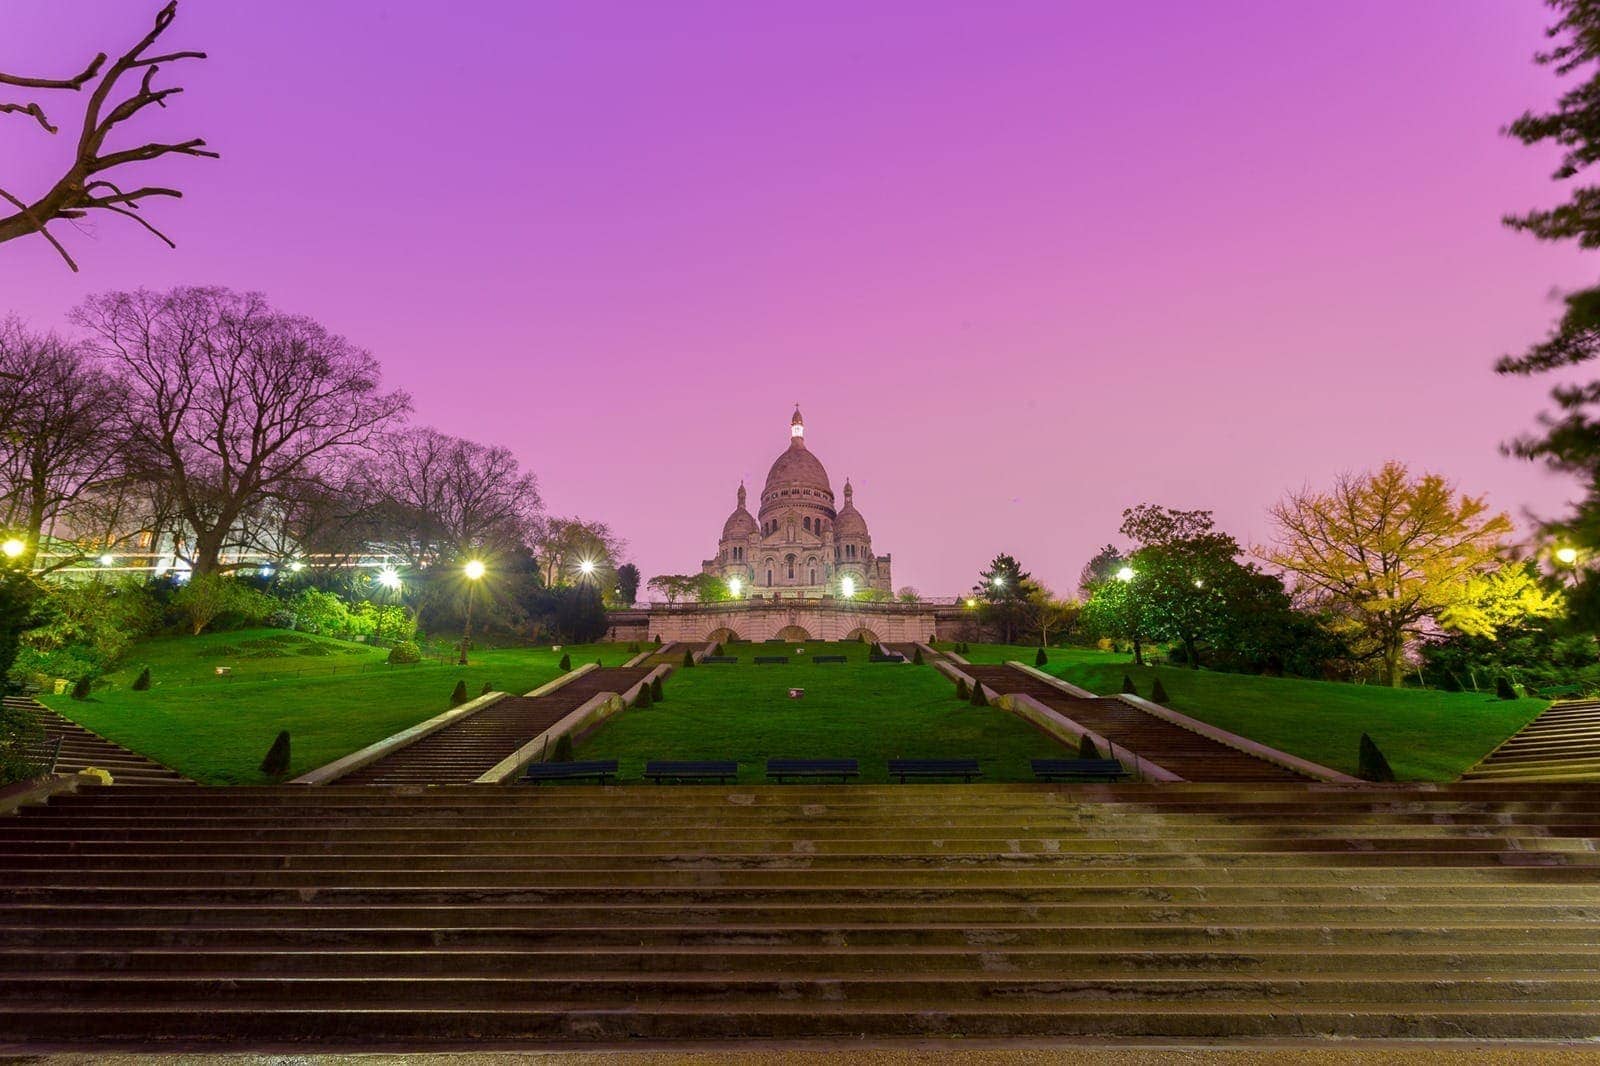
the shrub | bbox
[1495,676,1518,700]
[650,676,664,702]
[1357,732,1396,782]
[480,681,493,695]
[450,679,469,706]
[70,677,91,700]
[955,676,970,700]
[131,667,151,691]
[629,641,641,653]
[635,680,652,707]
[1035,647,1048,667]
[0,698,46,787]
[709,642,723,656]
[552,734,574,762]
[912,646,924,665]
[387,641,422,665]
[1077,734,1101,760]
[1121,674,1137,694]
[969,680,988,706]
[683,647,695,668]
[1151,678,1170,704]
[558,653,572,672]
[259,730,291,777]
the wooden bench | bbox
[1031,758,1128,782]
[888,758,982,783]
[521,759,618,785]
[703,655,739,664]
[766,758,859,783]
[644,759,738,784]
[812,655,847,664]
[754,656,789,664]
[869,653,905,663]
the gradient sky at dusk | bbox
[1,0,1594,595]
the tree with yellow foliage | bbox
[1266,462,1516,687]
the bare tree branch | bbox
[0,2,212,271]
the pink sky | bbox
[1,0,1593,595]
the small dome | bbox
[722,507,757,540]
[836,480,868,538]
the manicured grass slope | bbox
[575,641,1070,783]
[43,630,630,784]
[949,643,1545,781]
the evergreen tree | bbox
[70,677,90,700]
[131,667,151,691]
[259,730,291,777]
[1035,647,1048,667]
[1120,674,1137,694]
[480,681,493,695]
[1077,734,1101,760]
[1358,732,1396,782]
[635,679,652,706]
[450,679,469,706]
[552,734,574,762]
[1496,675,1519,700]
[650,676,664,702]
[955,676,970,700]
[1151,678,1170,704]
[683,647,696,667]
[912,646,924,665]
[969,680,988,706]
[558,653,572,672]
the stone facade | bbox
[702,407,892,598]
[609,601,939,645]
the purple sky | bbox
[1,1,1593,596]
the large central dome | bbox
[759,406,834,511]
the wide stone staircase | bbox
[3,698,188,786]
[1462,699,1600,782]
[338,667,651,785]
[961,665,1309,782]
[2,782,1599,1048]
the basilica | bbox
[703,408,893,599]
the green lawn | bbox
[42,629,634,785]
[575,640,1072,783]
[942,642,1545,781]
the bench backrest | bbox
[524,759,618,777]
[888,758,980,773]
[645,760,738,775]
[811,655,847,663]
[1031,758,1124,775]
[754,656,789,664]
[703,656,739,663]
[766,758,859,774]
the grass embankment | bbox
[42,629,630,784]
[942,642,1545,781]
[575,640,1070,783]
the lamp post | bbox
[458,559,485,666]
[1114,565,1144,666]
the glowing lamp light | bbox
[1557,546,1580,566]
[729,576,742,596]
[992,576,1005,589]
[259,566,275,578]
[965,598,977,608]
[840,576,856,598]
[98,553,116,567]
[376,567,402,590]
[289,560,305,573]
[579,558,597,576]
[463,560,486,581]
[1,538,23,559]
[1115,566,1135,582]
[1192,578,1204,588]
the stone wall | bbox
[641,602,939,644]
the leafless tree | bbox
[0,2,214,271]
[535,517,625,588]
[0,321,126,569]
[71,287,411,577]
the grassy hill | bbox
[42,629,631,784]
[947,643,1546,780]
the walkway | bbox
[1462,698,1600,782]
[4,698,189,786]
[960,664,1309,782]
[339,667,651,785]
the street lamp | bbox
[99,553,115,567]
[965,598,977,608]
[578,558,596,578]
[459,560,485,665]
[728,576,742,597]
[376,567,402,591]
[1556,546,1580,566]
[992,576,1005,589]
[1,538,23,560]
[1192,578,1204,588]
[841,576,856,598]
[1116,566,1135,582]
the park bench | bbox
[521,759,618,785]
[703,655,739,664]
[812,655,847,664]
[1030,758,1128,783]
[766,758,860,783]
[645,759,739,784]
[869,653,905,663]
[754,655,789,664]
[888,758,983,783]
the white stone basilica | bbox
[702,407,892,599]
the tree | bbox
[1078,544,1124,596]
[646,574,699,605]
[614,563,641,607]
[1081,574,1152,665]
[1028,590,1080,647]
[72,287,410,577]
[0,2,216,271]
[973,554,1039,644]
[534,517,624,588]
[0,323,125,569]
[896,587,922,603]
[1265,462,1515,686]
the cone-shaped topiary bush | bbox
[1035,647,1048,667]
[558,653,572,672]
[970,680,988,706]
[1495,676,1518,700]
[683,647,696,667]
[1151,678,1170,704]
[635,680,652,707]
[650,676,664,702]
[70,677,91,700]
[552,734,574,762]
[480,681,493,696]
[259,730,291,777]
[912,646,924,665]
[450,679,469,706]
[1077,733,1101,760]
[956,676,970,700]
[131,667,151,691]
[1121,674,1137,695]
[1358,732,1396,782]
[629,641,641,653]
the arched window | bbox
[808,567,816,584]
[803,517,811,532]
[786,555,796,579]
[766,569,773,586]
